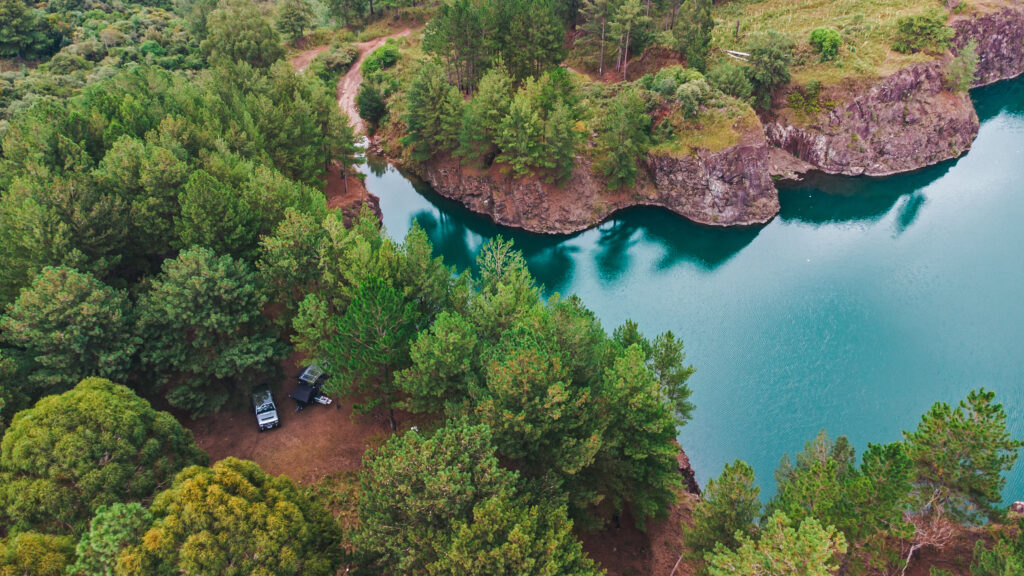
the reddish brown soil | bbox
[323,161,382,224]
[336,29,413,134]
[582,491,699,576]
[288,45,330,73]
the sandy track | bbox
[337,29,412,134]
[289,45,330,73]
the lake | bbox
[362,75,1024,501]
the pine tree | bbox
[595,86,651,188]
[577,0,617,75]
[683,460,761,568]
[609,0,649,81]
[672,0,714,71]
[276,0,313,41]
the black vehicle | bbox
[289,364,332,410]
[251,385,280,431]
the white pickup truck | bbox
[251,386,280,431]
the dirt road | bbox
[336,28,412,134]
[289,45,330,73]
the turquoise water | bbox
[363,76,1024,501]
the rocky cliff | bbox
[953,4,1024,87]
[416,127,778,234]
[764,61,979,177]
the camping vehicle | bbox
[289,364,333,410]
[251,386,280,431]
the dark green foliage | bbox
[786,80,831,116]
[809,28,841,61]
[457,62,514,164]
[595,86,650,188]
[946,39,979,93]
[357,82,387,131]
[314,43,358,83]
[746,31,793,110]
[673,0,715,71]
[683,460,761,568]
[0,532,74,576]
[969,522,1024,576]
[0,378,207,535]
[276,0,313,41]
[120,458,342,576]
[494,72,582,181]
[904,388,1023,523]
[402,60,464,161]
[69,503,153,576]
[891,10,954,55]
[395,310,479,414]
[362,40,399,74]
[0,267,136,399]
[135,248,284,417]
[0,0,55,59]
[201,0,284,67]
[423,0,488,92]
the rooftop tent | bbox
[289,383,315,405]
[298,364,324,386]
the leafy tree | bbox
[352,423,518,575]
[276,0,313,41]
[683,460,761,567]
[809,28,841,61]
[69,503,153,576]
[706,512,847,576]
[119,458,341,576]
[746,31,793,110]
[0,532,74,576]
[135,248,284,417]
[673,0,714,71]
[904,388,1023,523]
[321,276,419,430]
[891,10,954,55]
[0,266,136,398]
[428,492,604,576]
[402,60,464,161]
[356,82,387,132]
[201,0,285,68]
[0,378,207,535]
[0,0,53,59]
[946,39,979,93]
[594,86,650,188]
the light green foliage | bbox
[258,210,331,322]
[0,378,207,535]
[595,86,651,188]
[427,492,604,576]
[135,248,284,417]
[69,503,153,576]
[683,460,761,567]
[747,31,793,110]
[363,39,399,74]
[706,512,847,576]
[352,422,518,574]
[809,28,842,61]
[969,522,1024,576]
[402,60,464,161]
[276,0,313,41]
[0,532,74,576]
[904,388,1023,523]
[458,62,514,164]
[673,0,714,71]
[0,266,136,398]
[119,458,342,576]
[201,0,284,67]
[395,311,479,414]
[891,10,954,54]
[495,72,582,181]
[946,39,979,93]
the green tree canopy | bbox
[201,0,284,68]
[0,267,136,398]
[0,532,74,576]
[705,512,847,576]
[69,503,153,576]
[683,460,761,568]
[0,378,207,535]
[276,0,313,41]
[746,31,793,110]
[118,458,341,576]
[135,247,284,417]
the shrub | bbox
[357,82,386,133]
[945,39,978,92]
[809,28,841,61]
[708,63,753,101]
[892,10,954,54]
[363,40,399,74]
[786,80,833,115]
[675,77,712,117]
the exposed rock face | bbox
[953,5,1024,87]
[416,131,778,234]
[764,62,979,177]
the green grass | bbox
[651,96,761,154]
[710,0,946,84]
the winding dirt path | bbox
[338,28,412,134]
[289,45,330,73]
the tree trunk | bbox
[598,19,606,75]
[388,406,396,432]
[623,25,631,81]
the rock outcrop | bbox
[953,4,1024,87]
[416,128,778,234]
[764,61,979,177]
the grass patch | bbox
[651,96,760,154]
[710,0,946,85]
